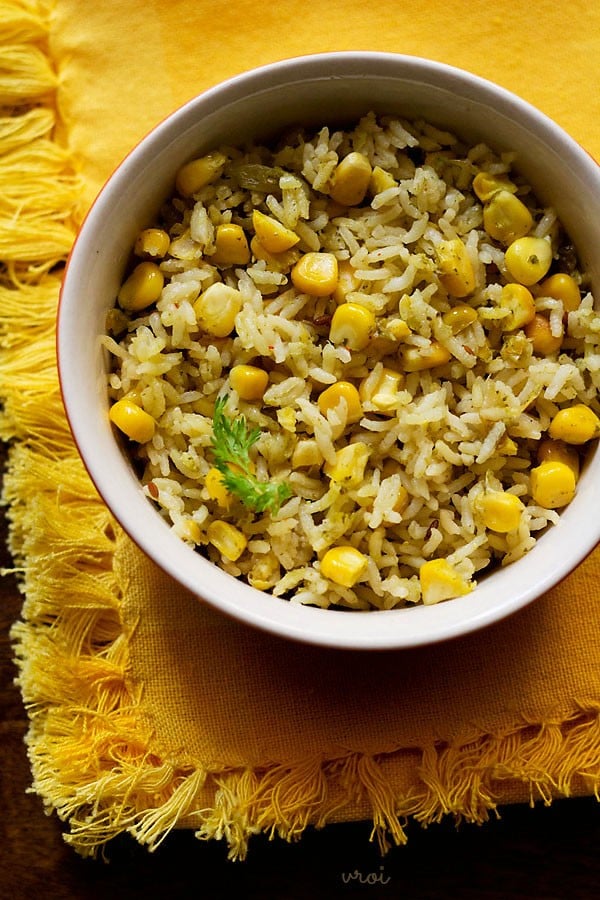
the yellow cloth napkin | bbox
[2,0,600,858]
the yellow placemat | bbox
[1,0,600,858]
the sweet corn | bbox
[369,165,397,195]
[207,520,247,561]
[499,283,536,331]
[419,558,472,605]
[320,545,368,588]
[332,259,360,304]
[548,404,600,445]
[193,282,243,337]
[109,397,156,443]
[524,314,562,355]
[401,341,451,372]
[482,190,533,244]
[359,367,405,413]
[205,467,231,508]
[442,304,478,334]
[329,151,372,206]
[248,551,281,591]
[537,272,581,314]
[252,209,299,253]
[118,261,164,311]
[329,301,375,351]
[134,228,170,259]
[179,519,202,544]
[436,239,476,297]
[324,442,371,487]
[530,460,576,509]
[385,318,411,341]
[497,435,519,456]
[505,236,552,285]
[472,172,517,202]
[318,381,363,424]
[277,406,297,432]
[175,151,227,197]
[291,252,339,296]
[250,236,299,273]
[392,484,410,516]
[537,438,580,478]
[211,223,250,266]
[291,439,324,468]
[230,364,269,400]
[479,490,525,532]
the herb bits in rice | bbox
[103,112,600,610]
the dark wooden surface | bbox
[1,449,599,899]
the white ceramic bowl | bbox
[58,52,600,650]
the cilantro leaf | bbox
[210,394,292,515]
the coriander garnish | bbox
[211,394,292,515]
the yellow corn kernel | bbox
[505,236,552,285]
[329,151,372,206]
[392,484,410,516]
[524,313,562,356]
[109,397,156,443]
[537,272,581,314]
[442,304,478,334]
[175,151,227,197]
[134,228,170,259]
[250,235,299,273]
[359,367,405,413]
[178,518,202,544]
[497,435,519,456]
[483,190,533,244]
[320,545,368,588]
[230,364,269,400]
[530,460,576,509]
[419,558,472,605]
[479,490,525,532]
[252,209,300,253]
[205,466,231,508]
[385,318,411,341]
[499,283,536,331]
[318,381,363,424]
[291,439,324,468]
[329,301,375,351]
[193,282,243,337]
[369,165,397,195]
[118,261,164,311]
[332,259,360,304]
[436,239,476,297]
[211,223,250,266]
[472,172,517,202]
[291,251,339,297]
[277,406,297,432]
[229,365,269,400]
[548,404,600,445]
[207,520,247,561]
[401,341,451,372]
[248,551,281,591]
[537,438,580,479]
[323,442,371,487]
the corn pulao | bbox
[103,112,600,610]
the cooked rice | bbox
[103,112,600,610]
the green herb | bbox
[229,163,286,193]
[211,394,292,515]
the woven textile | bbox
[1,0,599,858]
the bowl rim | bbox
[57,50,600,650]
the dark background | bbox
[1,444,599,899]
